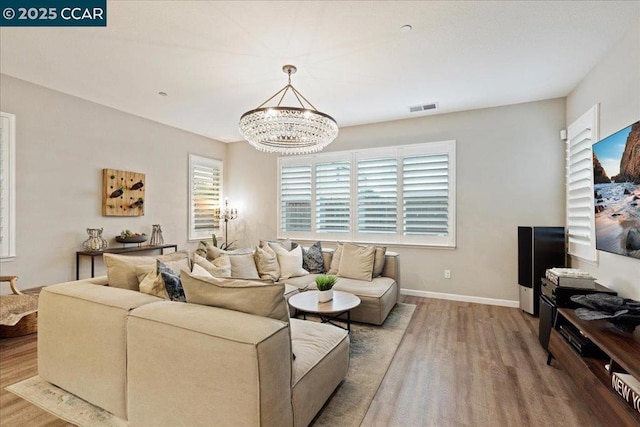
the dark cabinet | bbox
[548,308,640,425]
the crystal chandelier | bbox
[239,65,339,155]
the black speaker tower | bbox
[517,226,565,316]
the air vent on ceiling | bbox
[409,103,438,113]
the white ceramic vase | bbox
[318,289,333,303]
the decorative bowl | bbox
[115,235,148,244]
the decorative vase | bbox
[318,289,333,303]
[150,224,164,245]
[82,228,108,251]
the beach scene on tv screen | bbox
[593,120,640,259]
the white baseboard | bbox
[400,288,519,308]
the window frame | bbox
[188,154,223,241]
[0,112,16,261]
[277,140,456,247]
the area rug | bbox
[312,302,415,426]
[5,375,126,426]
[6,303,415,427]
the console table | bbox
[76,244,178,279]
[548,308,640,425]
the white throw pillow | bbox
[273,245,308,279]
[191,263,214,278]
[193,253,231,277]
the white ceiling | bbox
[1,1,639,142]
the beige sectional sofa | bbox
[194,241,400,325]
[280,248,400,325]
[38,277,350,426]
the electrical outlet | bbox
[444,270,451,279]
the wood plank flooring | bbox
[362,296,603,426]
[0,295,602,426]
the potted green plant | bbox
[315,275,337,302]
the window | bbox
[358,157,397,234]
[566,105,598,262]
[0,112,16,261]
[280,164,312,232]
[188,154,222,241]
[316,160,350,233]
[403,153,450,236]
[278,141,456,247]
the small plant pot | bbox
[318,289,333,303]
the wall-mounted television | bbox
[592,120,640,260]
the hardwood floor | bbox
[362,296,603,427]
[0,295,602,427]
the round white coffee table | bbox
[288,290,361,332]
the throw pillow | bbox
[338,243,376,281]
[272,245,308,279]
[103,250,190,291]
[104,253,155,290]
[229,253,260,279]
[372,246,387,277]
[135,257,191,283]
[265,239,298,252]
[158,260,186,302]
[201,243,254,261]
[191,263,214,278]
[202,243,225,260]
[181,272,290,322]
[254,242,280,281]
[193,253,231,277]
[302,241,325,274]
[136,266,169,300]
[157,250,191,264]
[327,243,343,275]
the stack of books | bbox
[611,372,640,415]
[545,268,596,288]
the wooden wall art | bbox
[102,169,145,216]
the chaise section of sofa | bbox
[281,250,400,325]
[290,318,350,427]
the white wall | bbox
[0,75,226,289]
[228,98,566,304]
[566,20,640,299]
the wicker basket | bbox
[0,311,38,338]
[0,285,39,338]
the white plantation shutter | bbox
[316,161,350,233]
[403,154,449,236]
[278,141,456,247]
[357,158,397,234]
[188,154,222,240]
[566,105,598,262]
[280,164,312,232]
[0,112,16,260]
